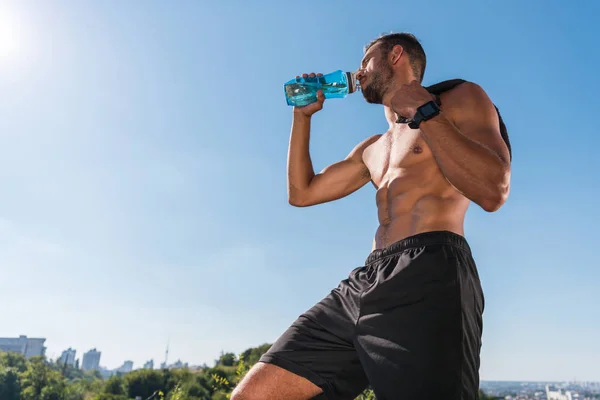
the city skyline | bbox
[3,333,599,382]
[0,0,598,384]
[5,333,219,371]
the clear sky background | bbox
[1,0,598,382]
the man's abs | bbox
[373,186,469,249]
[363,128,470,250]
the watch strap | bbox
[396,96,442,127]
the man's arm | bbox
[416,82,511,212]
[287,113,376,207]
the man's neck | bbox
[383,71,420,128]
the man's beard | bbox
[361,62,394,104]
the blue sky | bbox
[0,0,598,382]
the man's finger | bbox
[317,90,325,103]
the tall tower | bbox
[165,340,169,367]
[161,338,169,369]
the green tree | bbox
[103,376,126,395]
[124,369,165,399]
[19,357,66,400]
[164,369,196,394]
[63,382,87,400]
[211,392,229,400]
[61,364,86,382]
[72,376,104,397]
[0,367,21,400]
[206,367,234,394]
[0,352,27,373]
[182,380,209,400]
[239,344,271,366]
[217,352,236,367]
[93,395,128,400]
[40,379,67,400]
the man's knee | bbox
[230,361,324,400]
[229,385,248,400]
[229,362,272,400]
[229,362,268,400]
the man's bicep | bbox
[448,83,511,165]
[295,158,367,206]
[313,156,369,188]
[304,136,377,204]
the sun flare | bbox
[0,14,20,60]
[0,6,33,71]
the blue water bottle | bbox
[283,70,359,107]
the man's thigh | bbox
[355,242,484,400]
[248,267,372,400]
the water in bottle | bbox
[283,70,359,107]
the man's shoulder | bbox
[438,81,496,120]
[438,80,489,105]
[348,134,382,161]
[426,78,477,98]
[362,134,383,145]
[427,79,512,161]
[359,134,383,152]
[355,134,382,149]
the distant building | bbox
[98,366,113,379]
[169,360,188,369]
[82,349,101,371]
[116,361,133,374]
[546,385,573,400]
[0,335,46,358]
[60,348,76,367]
[143,360,154,370]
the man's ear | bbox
[390,44,404,65]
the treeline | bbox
[0,347,498,399]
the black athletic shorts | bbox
[259,231,484,400]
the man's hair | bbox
[365,33,426,82]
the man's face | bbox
[359,43,394,104]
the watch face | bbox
[419,101,441,120]
[422,103,436,115]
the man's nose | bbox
[355,69,366,80]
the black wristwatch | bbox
[408,100,441,129]
[396,97,442,128]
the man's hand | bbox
[293,73,325,118]
[388,80,437,122]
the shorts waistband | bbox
[365,230,471,265]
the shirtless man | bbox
[232,33,511,400]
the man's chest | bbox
[362,129,435,187]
